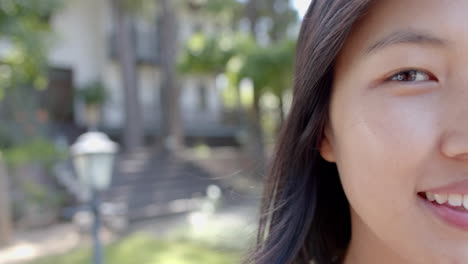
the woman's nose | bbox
[440,91,468,161]
[441,132,468,161]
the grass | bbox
[31,233,241,264]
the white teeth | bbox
[448,194,463,206]
[426,192,435,202]
[434,194,448,204]
[426,193,468,209]
[464,195,468,210]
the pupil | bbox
[397,70,417,81]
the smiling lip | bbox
[420,196,468,231]
[423,179,468,194]
[420,178,468,231]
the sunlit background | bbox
[0,0,308,263]
[293,0,309,17]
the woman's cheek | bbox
[357,93,440,164]
[333,92,441,210]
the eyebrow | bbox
[365,30,448,55]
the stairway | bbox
[102,150,221,222]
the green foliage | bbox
[178,33,237,75]
[2,137,68,225]
[179,32,296,107]
[198,0,241,13]
[237,39,296,96]
[21,180,64,207]
[76,81,108,106]
[259,0,299,41]
[195,0,243,24]
[2,137,68,224]
[178,0,298,106]
[12,179,66,223]
[31,233,240,264]
[0,0,61,98]
[3,138,66,169]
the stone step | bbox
[109,170,211,187]
[103,178,214,199]
[127,198,204,222]
[100,154,223,222]
[104,183,215,222]
[108,185,209,205]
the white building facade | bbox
[48,0,238,140]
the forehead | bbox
[336,0,468,65]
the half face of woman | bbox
[320,0,468,263]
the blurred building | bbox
[47,0,239,144]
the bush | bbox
[76,81,107,106]
[3,138,66,169]
[2,138,69,228]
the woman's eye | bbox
[388,70,432,82]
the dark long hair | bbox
[247,1,374,264]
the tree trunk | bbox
[0,157,12,247]
[246,0,260,38]
[246,0,267,177]
[250,87,266,175]
[278,93,285,124]
[157,0,183,152]
[112,0,144,153]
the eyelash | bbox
[386,69,437,83]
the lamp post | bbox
[71,132,118,264]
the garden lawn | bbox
[30,233,241,264]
